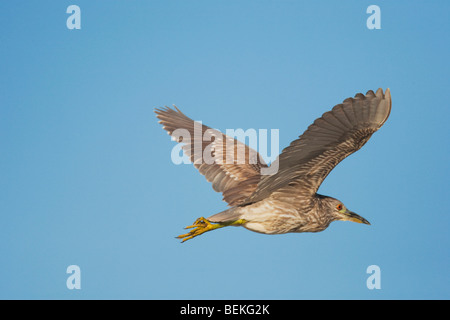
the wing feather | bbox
[155,106,267,206]
[243,88,391,205]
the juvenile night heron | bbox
[155,88,391,242]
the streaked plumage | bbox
[155,88,391,242]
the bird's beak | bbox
[346,211,371,225]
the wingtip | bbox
[379,88,392,125]
[375,88,384,97]
[385,88,391,100]
[374,88,391,103]
[154,105,169,114]
[153,106,161,114]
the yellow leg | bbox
[176,217,246,243]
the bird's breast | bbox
[239,199,307,234]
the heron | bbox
[155,88,391,242]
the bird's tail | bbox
[207,207,243,223]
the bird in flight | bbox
[155,88,391,242]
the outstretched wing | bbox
[155,106,268,206]
[243,88,392,205]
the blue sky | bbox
[1,1,449,299]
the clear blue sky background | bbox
[1,1,449,299]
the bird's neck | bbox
[314,194,338,223]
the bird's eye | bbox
[336,204,343,210]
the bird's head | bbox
[324,197,371,225]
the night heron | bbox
[155,88,391,242]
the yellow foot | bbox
[176,217,222,243]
